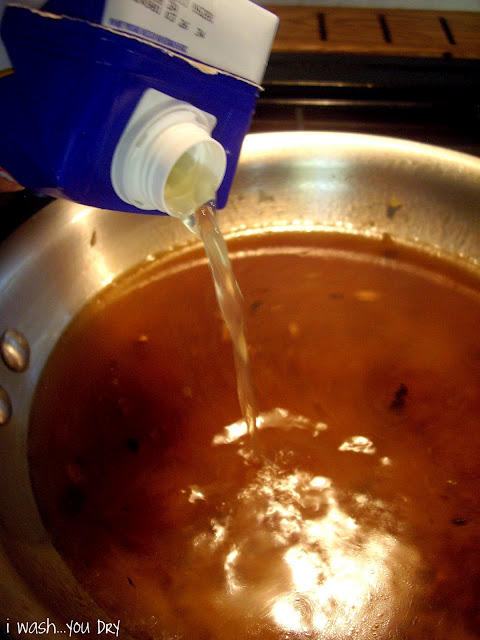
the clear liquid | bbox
[164,150,221,218]
[184,201,258,435]
[164,150,257,432]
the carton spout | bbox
[111,89,227,217]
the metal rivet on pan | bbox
[0,386,12,425]
[1,329,30,372]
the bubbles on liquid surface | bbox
[181,409,422,639]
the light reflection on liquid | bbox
[338,435,377,455]
[189,409,422,638]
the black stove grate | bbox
[251,52,480,157]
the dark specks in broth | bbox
[389,383,409,412]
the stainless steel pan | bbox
[0,131,479,638]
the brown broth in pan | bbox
[29,231,480,640]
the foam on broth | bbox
[29,231,480,640]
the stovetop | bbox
[250,6,480,156]
[251,50,480,157]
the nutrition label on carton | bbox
[102,0,279,84]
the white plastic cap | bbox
[111,91,227,218]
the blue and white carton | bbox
[0,0,278,216]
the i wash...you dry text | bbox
[4,618,121,637]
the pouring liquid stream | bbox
[163,149,257,434]
[183,200,258,436]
